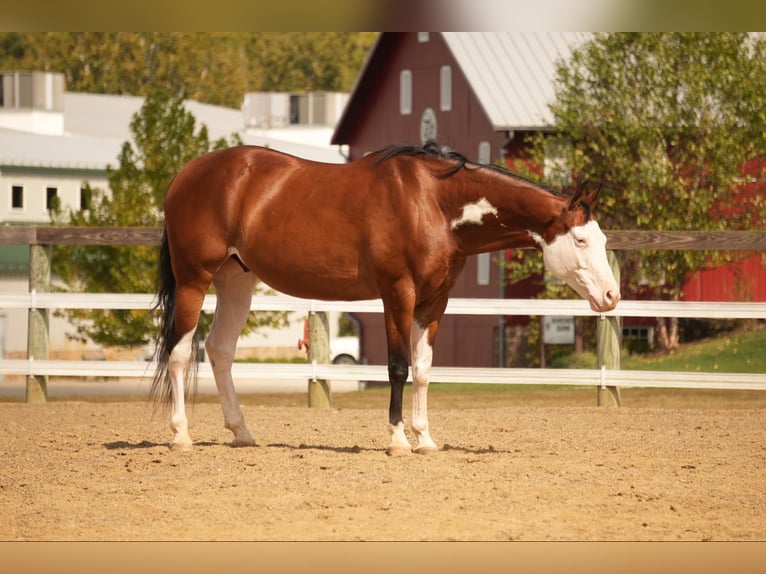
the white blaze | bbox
[450,197,498,230]
[529,220,620,313]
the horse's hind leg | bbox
[205,258,258,447]
[168,328,197,451]
[168,282,209,451]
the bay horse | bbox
[152,143,620,455]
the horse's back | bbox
[165,146,323,239]
[166,146,294,204]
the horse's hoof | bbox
[386,445,412,457]
[413,445,439,455]
[170,441,193,452]
[231,438,257,448]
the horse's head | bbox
[529,188,620,313]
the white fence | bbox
[1,293,765,392]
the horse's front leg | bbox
[409,320,439,454]
[382,304,414,456]
[386,349,411,456]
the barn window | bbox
[478,141,491,164]
[477,253,491,286]
[440,65,452,111]
[400,69,412,115]
[11,185,23,209]
[418,33,430,43]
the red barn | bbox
[684,159,766,303]
[331,32,588,367]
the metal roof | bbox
[0,127,122,171]
[64,93,249,143]
[0,93,345,172]
[442,32,591,130]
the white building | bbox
[0,70,353,364]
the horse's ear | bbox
[568,185,601,215]
[584,185,601,207]
[567,187,585,211]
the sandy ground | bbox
[1,394,764,541]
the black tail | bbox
[150,228,199,408]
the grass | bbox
[621,325,766,373]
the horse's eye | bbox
[574,236,587,247]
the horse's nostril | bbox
[604,290,620,306]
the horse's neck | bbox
[445,170,564,254]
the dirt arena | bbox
[1,389,764,541]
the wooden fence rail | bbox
[1,227,765,404]
[2,226,766,250]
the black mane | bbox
[373,141,565,197]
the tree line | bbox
[0,32,377,108]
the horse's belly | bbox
[249,259,379,301]
[237,210,381,300]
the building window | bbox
[420,107,437,144]
[46,187,59,211]
[440,65,452,111]
[418,33,430,43]
[80,185,92,210]
[477,253,491,286]
[400,69,412,115]
[11,185,23,209]
[478,141,491,164]
[289,95,301,124]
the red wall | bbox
[684,158,766,301]
[683,254,766,302]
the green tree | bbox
[506,32,766,350]
[246,32,377,92]
[52,87,287,347]
[0,32,376,107]
[0,32,251,108]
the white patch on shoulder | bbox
[450,198,498,230]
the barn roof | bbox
[331,32,591,144]
[442,32,590,130]
[0,126,122,172]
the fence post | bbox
[26,243,51,403]
[307,310,332,408]
[596,250,621,407]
